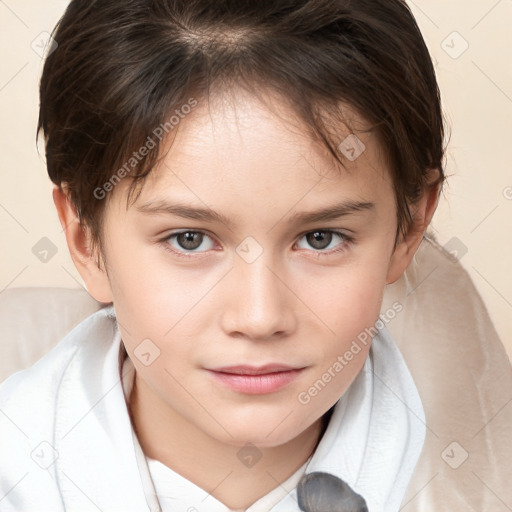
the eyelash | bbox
[159,229,354,259]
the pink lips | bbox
[206,364,305,394]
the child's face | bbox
[100,88,402,447]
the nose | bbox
[219,254,297,341]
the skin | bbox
[53,87,441,510]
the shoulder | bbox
[0,305,116,409]
[0,306,117,510]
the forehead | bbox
[112,87,393,216]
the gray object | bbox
[297,472,368,512]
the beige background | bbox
[1,1,511,357]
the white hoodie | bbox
[0,306,425,512]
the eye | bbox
[163,230,216,254]
[159,229,353,258]
[295,230,352,254]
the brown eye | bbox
[306,231,333,250]
[176,231,204,250]
[295,230,352,255]
[164,230,215,253]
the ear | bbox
[52,184,113,303]
[386,170,442,285]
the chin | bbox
[219,430,298,449]
[205,407,320,448]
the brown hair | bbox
[37,0,447,260]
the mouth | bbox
[211,364,301,375]
[205,364,306,394]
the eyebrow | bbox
[135,198,376,227]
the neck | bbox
[128,371,327,510]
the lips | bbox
[211,364,300,375]
[206,364,305,394]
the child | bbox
[0,0,446,510]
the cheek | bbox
[106,251,228,382]
[296,269,383,418]
[305,262,386,345]
[105,238,203,334]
